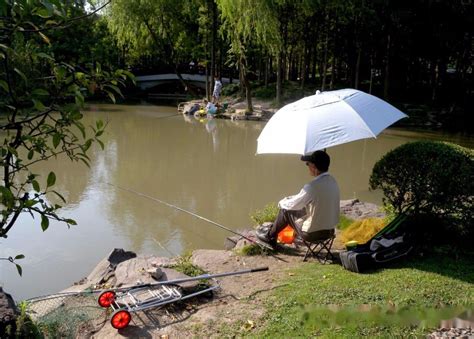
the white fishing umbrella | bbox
[257,88,408,155]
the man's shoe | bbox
[256,230,277,249]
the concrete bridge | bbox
[135,73,237,90]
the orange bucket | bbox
[277,225,295,244]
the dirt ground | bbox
[86,248,313,338]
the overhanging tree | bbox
[0,0,132,274]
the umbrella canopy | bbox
[257,88,408,155]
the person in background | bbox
[256,151,340,247]
[212,75,222,104]
[204,99,217,117]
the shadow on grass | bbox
[385,250,474,285]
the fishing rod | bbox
[107,183,283,256]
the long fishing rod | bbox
[107,183,280,255]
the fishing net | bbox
[24,291,108,337]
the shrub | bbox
[340,218,387,245]
[221,83,240,96]
[253,86,276,99]
[369,141,473,238]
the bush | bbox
[221,83,240,96]
[253,85,276,99]
[369,141,473,239]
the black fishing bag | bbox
[340,214,415,273]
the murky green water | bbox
[1,103,473,300]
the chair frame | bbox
[300,235,335,263]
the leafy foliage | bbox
[369,141,473,238]
[0,0,133,272]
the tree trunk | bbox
[264,55,269,87]
[354,47,361,89]
[276,51,283,106]
[383,33,391,100]
[210,0,217,91]
[369,55,374,94]
[321,31,329,91]
[431,59,438,102]
[240,56,253,113]
[205,63,209,100]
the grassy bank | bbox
[219,252,474,337]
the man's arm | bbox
[278,185,312,210]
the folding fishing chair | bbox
[298,229,336,263]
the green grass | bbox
[250,202,278,226]
[224,253,474,337]
[171,251,206,277]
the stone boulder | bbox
[340,199,386,220]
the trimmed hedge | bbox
[369,141,473,239]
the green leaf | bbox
[27,149,34,160]
[105,84,123,98]
[47,172,56,187]
[78,157,90,167]
[14,68,27,83]
[0,80,9,92]
[24,199,38,208]
[33,99,46,111]
[96,139,105,150]
[52,190,66,203]
[32,88,49,96]
[37,52,54,61]
[65,219,77,226]
[52,133,60,148]
[38,32,51,45]
[14,254,25,260]
[106,91,116,104]
[41,215,49,231]
[32,180,40,192]
[35,8,52,18]
[16,264,22,276]
[0,186,14,203]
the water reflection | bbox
[1,103,473,300]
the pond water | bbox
[1,103,473,300]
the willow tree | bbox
[106,0,200,90]
[217,0,279,112]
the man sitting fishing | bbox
[256,151,340,247]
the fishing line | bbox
[107,183,286,260]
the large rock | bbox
[340,199,386,220]
[115,256,200,291]
[0,287,18,335]
[84,248,136,286]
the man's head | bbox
[301,151,330,174]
